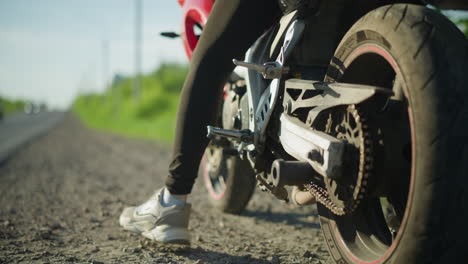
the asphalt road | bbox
[0,111,64,163]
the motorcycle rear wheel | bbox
[319,4,468,264]
[199,144,256,214]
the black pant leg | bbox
[165,0,280,194]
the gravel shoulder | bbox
[0,113,331,264]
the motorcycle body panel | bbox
[178,0,214,59]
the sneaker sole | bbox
[142,225,190,244]
[121,224,144,234]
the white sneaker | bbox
[119,188,191,243]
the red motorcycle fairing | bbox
[178,0,214,59]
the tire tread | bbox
[322,4,468,263]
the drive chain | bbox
[306,105,373,216]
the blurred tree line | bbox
[0,97,25,115]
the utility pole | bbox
[133,0,142,103]
[102,39,109,91]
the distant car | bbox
[24,102,35,114]
[39,103,47,112]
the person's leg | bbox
[166,0,281,195]
[120,0,280,243]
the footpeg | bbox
[233,59,289,79]
[206,126,253,142]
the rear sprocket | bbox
[306,104,374,215]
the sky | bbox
[0,0,187,109]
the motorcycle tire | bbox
[319,4,468,264]
[199,144,256,214]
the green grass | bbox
[456,18,468,37]
[0,97,26,115]
[73,63,188,143]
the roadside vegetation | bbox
[0,97,26,115]
[73,63,188,142]
[456,18,468,36]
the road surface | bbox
[0,111,64,163]
[0,113,330,264]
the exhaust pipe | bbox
[269,159,317,206]
[270,160,316,187]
